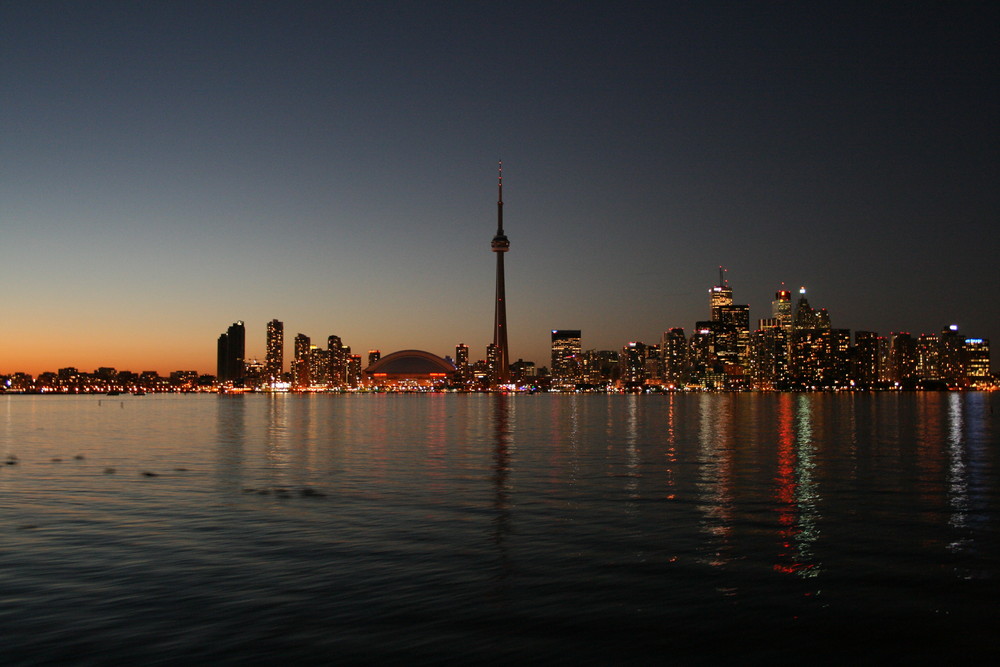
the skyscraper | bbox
[551,329,582,383]
[217,321,245,384]
[709,267,733,321]
[771,289,793,332]
[266,319,283,382]
[293,333,310,389]
[491,162,511,385]
[455,343,470,386]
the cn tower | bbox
[491,161,511,384]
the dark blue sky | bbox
[2,1,997,373]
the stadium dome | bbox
[363,350,456,387]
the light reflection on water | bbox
[1,392,998,663]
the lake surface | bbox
[2,392,998,664]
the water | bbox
[2,392,997,664]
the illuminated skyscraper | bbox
[293,333,310,389]
[964,338,990,385]
[328,335,346,387]
[771,289,793,332]
[455,343,470,385]
[491,162,511,385]
[854,331,880,385]
[266,319,283,382]
[368,350,381,367]
[551,330,582,382]
[661,328,689,388]
[709,267,733,321]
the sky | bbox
[2,1,998,375]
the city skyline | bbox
[2,2,997,375]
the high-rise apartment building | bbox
[854,331,880,385]
[293,333,311,389]
[216,321,246,384]
[266,319,283,382]
[327,335,346,387]
[661,328,689,388]
[620,342,647,387]
[455,343,470,385]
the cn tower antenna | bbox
[497,160,503,235]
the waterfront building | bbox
[551,330,582,384]
[854,331,881,385]
[454,343,470,386]
[266,319,283,382]
[819,329,852,387]
[938,325,965,385]
[916,333,940,379]
[620,342,647,388]
[327,335,347,388]
[368,350,381,367]
[510,358,536,383]
[244,359,264,389]
[346,354,362,387]
[363,350,456,389]
[490,162,511,385]
[888,332,917,383]
[216,321,246,384]
[964,338,991,385]
[661,328,689,388]
[309,346,330,386]
[293,333,310,389]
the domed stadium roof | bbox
[364,350,456,377]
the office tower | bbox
[854,331,880,385]
[293,333,311,389]
[772,289,793,332]
[368,350,381,367]
[551,330,582,383]
[216,321,246,384]
[266,319,284,382]
[661,328,689,388]
[455,343,470,385]
[963,338,990,385]
[717,304,750,366]
[709,267,733,321]
[491,162,511,385]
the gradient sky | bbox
[2,1,997,375]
